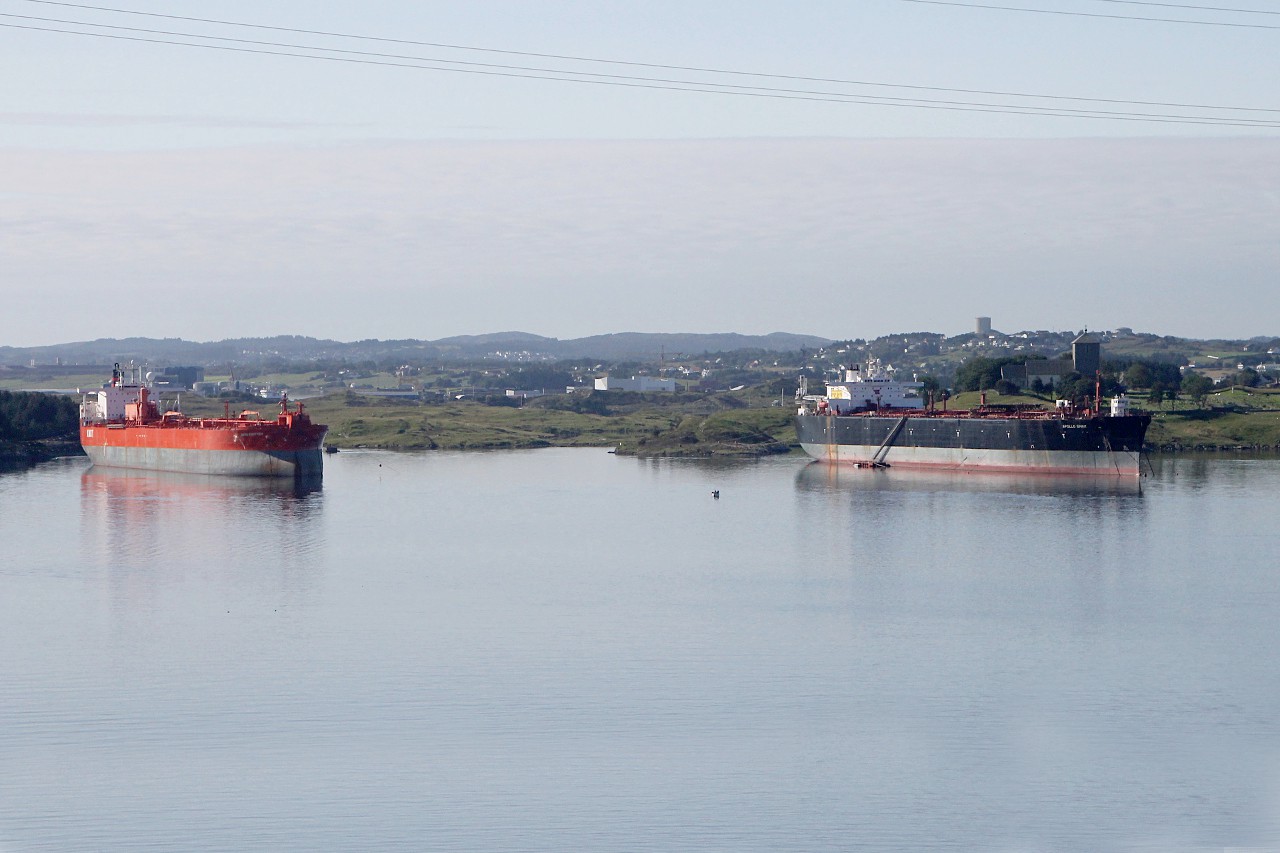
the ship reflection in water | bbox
[794,459,1144,497]
[81,466,322,500]
[79,467,324,602]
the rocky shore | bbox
[0,439,84,472]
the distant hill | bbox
[5,328,1275,373]
[433,332,558,348]
[0,331,834,368]
[548,332,829,359]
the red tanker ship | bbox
[80,364,327,478]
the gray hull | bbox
[798,441,1141,475]
[83,445,324,478]
[796,412,1149,475]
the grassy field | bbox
[174,387,801,456]
[0,373,102,393]
[1148,409,1280,449]
[180,391,686,452]
[1144,387,1280,449]
[204,371,336,395]
[613,407,794,457]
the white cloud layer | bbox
[1,137,1276,345]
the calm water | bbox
[1,449,1278,852]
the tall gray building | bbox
[1071,332,1101,376]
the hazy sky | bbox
[2,0,1278,345]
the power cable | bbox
[10,0,1279,115]
[3,12,1278,127]
[896,0,1280,28]
[1097,1,1280,15]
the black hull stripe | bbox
[795,414,1150,453]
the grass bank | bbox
[181,390,793,455]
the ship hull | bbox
[795,413,1149,476]
[81,424,326,478]
[82,443,323,477]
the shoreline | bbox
[4,441,1278,477]
[0,439,84,473]
[5,413,1280,477]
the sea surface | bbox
[1,449,1278,852]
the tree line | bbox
[952,355,1243,408]
[0,391,79,442]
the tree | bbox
[1051,371,1123,408]
[1123,363,1152,390]
[1181,373,1212,408]
[917,374,943,405]
[0,391,79,441]
[1056,373,1091,405]
[954,356,1030,392]
[1147,386,1165,408]
[1235,368,1261,388]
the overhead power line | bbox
[1098,0,1280,15]
[2,4,1279,128]
[6,0,1275,117]
[896,0,1280,29]
[13,0,1278,103]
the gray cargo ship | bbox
[795,361,1150,475]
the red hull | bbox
[80,419,327,453]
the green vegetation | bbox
[0,390,81,469]
[955,355,1042,392]
[1144,387,1280,450]
[0,371,102,393]
[0,390,78,441]
[614,408,793,457]
[180,389,791,455]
